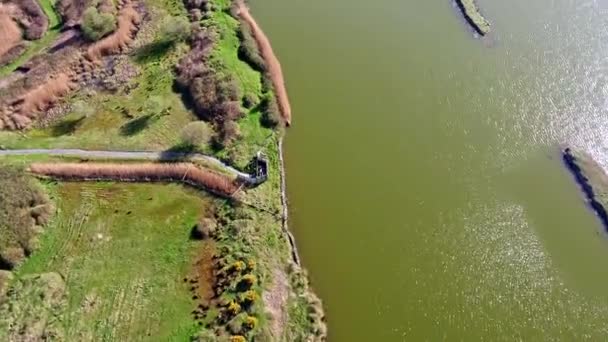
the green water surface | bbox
[252,0,608,340]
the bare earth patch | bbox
[263,268,288,340]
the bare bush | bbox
[57,0,89,28]
[16,0,49,40]
[0,5,23,57]
[192,218,217,239]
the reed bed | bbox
[29,162,240,197]
[235,0,292,125]
[87,2,141,61]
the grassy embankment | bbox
[0,0,62,76]
[456,0,491,36]
[0,0,324,340]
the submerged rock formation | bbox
[455,0,491,36]
[562,148,608,231]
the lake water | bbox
[251,0,608,340]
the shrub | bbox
[181,121,213,147]
[145,96,170,117]
[227,300,241,314]
[0,247,25,269]
[242,93,258,109]
[192,217,217,239]
[244,316,258,329]
[236,22,266,72]
[231,261,246,273]
[261,93,281,128]
[0,166,53,270]
[158,16,191,43]
[81,7,117,41]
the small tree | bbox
[159,16,191,43]
[181,121,212,147]
[81,7,117,41]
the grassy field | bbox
[13,182,207,340]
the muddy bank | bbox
[235,0,292,126]
[454,0,491,36]
[562,148,608,231]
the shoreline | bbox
[278,137,301,265]
[562,148,608,231]
[235,0,293,126]
[454,0,491,36]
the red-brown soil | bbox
[189,241,217,309]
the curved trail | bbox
[236,0,292,126]
[0,148,260,184]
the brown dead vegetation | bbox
[20,73,76,117]
[8,0,49,40]
[1,72,78,130]
[29,162,240,197]
[234,0,292,126]
[0,0,143,130]
[0,4,22,57]
[57,0,89,28]
[86,1,141,61]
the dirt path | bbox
[235,0,292,126]
[263,268,288,340]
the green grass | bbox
[39,0,61,28]
[16,182,209,340]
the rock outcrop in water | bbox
[562,148,608,231]
[455,0,491,36]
